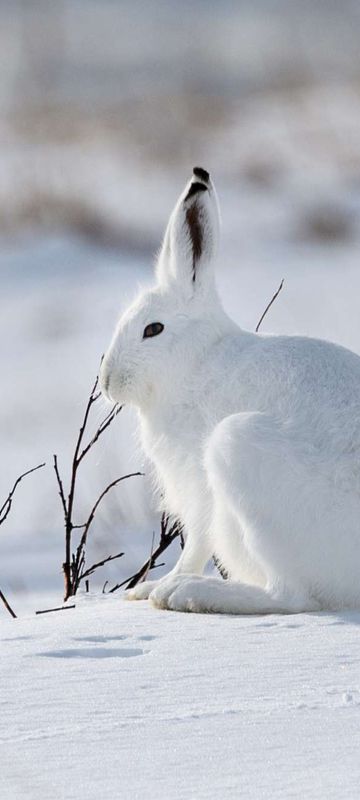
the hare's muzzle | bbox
[99,359,113,402]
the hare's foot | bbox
[150,573,314,614]
[125,579,160,601]
[125,536,213,602]
[150,574,198,611]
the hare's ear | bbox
[156,167,220,292]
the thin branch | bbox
[0,463,45,526]
[0,589,17,618]
[73,472,143,588]
[256,279,284,333]
[72,374,100,468]
[80,551,124,581]
[53,362,131,600]
[77,404,122,466]
[63,375,102,590]
[142,531,155,583]
[213,555,228,580]
[107,563,165,594]
[36,605,76,615]
[108,514,183,593]
[53,455,67,522]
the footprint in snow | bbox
[72,635,129,643]
[281,622,301,629]
[2,636,35,642]
[253,622,278,629]
[37,647,145,660]
[73,633,157,644]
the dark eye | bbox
[143,322,164,339]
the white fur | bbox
[100,168,360,615]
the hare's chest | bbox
[139,413,208,517]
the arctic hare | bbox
[101,167,360,614]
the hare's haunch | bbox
[101,168,360,614]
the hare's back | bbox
[261,334,360,407]
[209,332,360,453]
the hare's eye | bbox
[143,322,164,339]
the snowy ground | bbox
[1,596,360,799]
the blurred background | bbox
[2,0,360,612]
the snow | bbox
[1,596,360,799]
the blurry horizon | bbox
[2,0,360,246]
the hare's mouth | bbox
[100,365,133,405]
[112,374,133,402]
[101,371,111,401]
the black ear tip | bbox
[184,182,208,202]
[193,166,210,183]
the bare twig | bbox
[80,551,124,581]
[256,279,284,333]
[0,590,17,618]
[108,513,183,593]
[0,462,45,618]
[73,472,142,592]
[36,605,76,615]
[63,374,100,598]
[53,454,67,527]
[53,366,142,600]
[142,531,155,583]
[0,463,45,526]
[213,555,228,580]
[77,404,122,465]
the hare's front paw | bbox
[150,574,205,612]
[125,579,160,601]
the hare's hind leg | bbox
[151,412,318,614]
